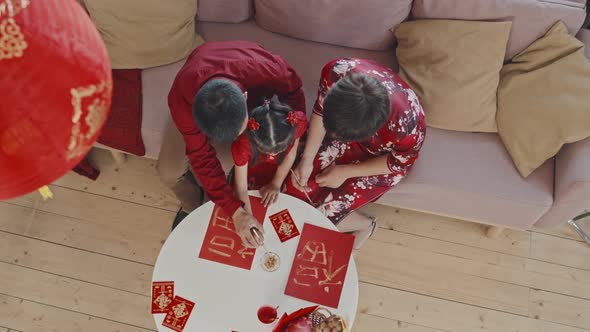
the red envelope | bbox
[162,296,195,332]
[269,209,300,242]
[198,196,267,270]
[284,224,354,308]
[151,281,174,314]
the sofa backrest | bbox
[197,0,254,23]
[413,0,588,60]
[254,0,413,51]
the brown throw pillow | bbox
[84,0,204,69]
[395,20,512,132]
[497,21,590,177]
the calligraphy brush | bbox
[289,169,314,205]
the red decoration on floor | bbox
[72,156,100,181]
[97,69,145,156]
[0,0,112,199]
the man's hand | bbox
[232,208,264,248]
[292,158,314,192]
[260,182,280,207]
[316,165,350,188]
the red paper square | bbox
[198,196,267,270]
[269,209,300,242]
[162,296,195,332]
[151,281,174,314]
[284,223,354,308]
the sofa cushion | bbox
[395,20,511,132]
[196,20,396,114]
[254,0,412,51]
[412,0,587,60]
[197,0,254,23]
[84,0,203,69]
[378,127,554,229]
[497,22,590,177]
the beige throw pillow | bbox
[395,20,512,132]
[84,0,204,69]
[497,21,590,177]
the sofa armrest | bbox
[536,30,590,229]
[577,28,590,58]
[535,137,590,228]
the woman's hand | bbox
[260,182,280,207]
[292,158,313,192]
[316,165,350,188]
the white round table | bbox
[152,193,359,331]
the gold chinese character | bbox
[211,206,234,232]
[237,245,254,259]
[293,265,319,287]
[297,241,327,265]
[172,302,189,319]
[154,293,172,311]
[319,252,347,291]
[208,235,235,257]
[278,220,294,237]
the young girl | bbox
[232,100,308,213]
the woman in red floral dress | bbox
[286,58,426,249]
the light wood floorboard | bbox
[1,151,588,331]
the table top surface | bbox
[152,193,359,331]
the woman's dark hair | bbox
[247,101,297,163]
[193,79,247,143]
[323,73,390,142]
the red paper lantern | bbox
[0,0,112,199]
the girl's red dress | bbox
[231,111,308,189]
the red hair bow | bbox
[286,111,298,127]
[248,118,260,131]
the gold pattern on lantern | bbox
[0,18,27,60]
[85,97,108,139]
[68,80,112,161]
[0,0,30,18]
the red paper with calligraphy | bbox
[151,281,174,314]
[198,196,267,270]
[162,296,195,332]
[284,224,354,308]
[269,209,300,242]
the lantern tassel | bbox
[38,186,54,200]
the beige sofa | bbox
[106,0,590,234]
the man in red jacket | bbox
[159,41,305,248]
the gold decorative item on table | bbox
[309,307,347,332]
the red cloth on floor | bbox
[72,156,100,180]
[97,69,145,156]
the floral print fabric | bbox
[287,58,426,224]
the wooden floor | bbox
[1,149,590,332]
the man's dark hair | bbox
[193,79,247,143]
[323,73,390,142]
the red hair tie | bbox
[286,111,298,127]
[248,118,260,131]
